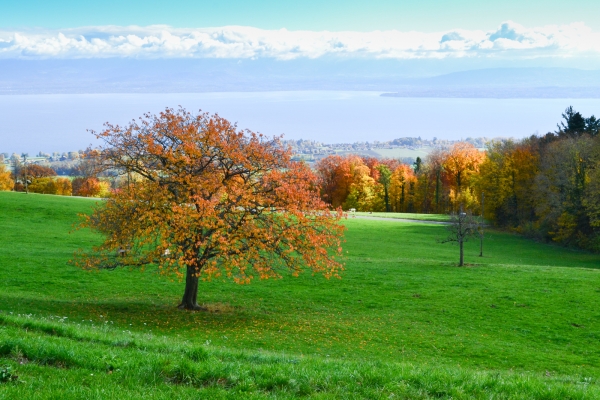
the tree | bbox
[556,106,600,137]
[441,142,485,211]
[534,136,596,247]
[389,164,416,213]
[441,208,479,266]
[413,157,422,174]
[376,164,392,212]
[71,150,102,179]
[425,150,446,213]
[19,165,59,194]
[74,108,345,310]
[342,161,376,211]
[28,177,73,195]
[476,140,538,227]
[557,106,586,137]
[315,155,353,208]
[0,164,13,191]
[22,164,56,179]
[72,177,109,198]
[586,115,600,136]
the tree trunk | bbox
[459,240,464,266]
[384,186,390,212]
[178,265,206,311]
[435,170,441,213]
[401,184,405,212]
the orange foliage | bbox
[440,142,485,210]
[55,178,73,196]
[72,177,108,197]
[315,155,369,208]
[442,142,485,192]
[22,164,56,179]
[73,108,345,310]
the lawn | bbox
[352,212,450,221]
[0,191,599,398]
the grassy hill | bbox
[0,192,599,398]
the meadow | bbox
[352,212,450,222]
[0,191,599,398]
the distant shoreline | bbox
[381,87,600,99]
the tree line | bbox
[315,141,485,215]
[0,162,111,197]
[315,107,600,251]
[1,106,599,251]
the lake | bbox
[2,91,600,153]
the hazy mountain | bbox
[1,59,600,97]
[383,67,600,98]
[0,58,414,94]
[415,68,600,87]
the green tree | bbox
[534,136,595,247]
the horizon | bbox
[3,1,600,151]
[1,92,599,154]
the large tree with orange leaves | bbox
[74,108,345,310]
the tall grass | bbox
[0,313,597,399]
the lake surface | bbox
[2,91,600,153]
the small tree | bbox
[73,108,345,310]
[441,207,479,266]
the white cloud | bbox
[0,21,599,60]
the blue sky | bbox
[2,1,600,74]
[3,0,600,31]
[3,1,600,151]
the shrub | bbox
[0,364,17,383]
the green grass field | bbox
[352,212,450,221]
[0,191,599,398]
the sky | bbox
[1,0,600,66]
[3,0,600,152]
[3,0,600,32]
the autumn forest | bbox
[314,107,600,251]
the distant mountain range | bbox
[383,68,600,98]
[1,59,599,98]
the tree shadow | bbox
[0,293,264,333]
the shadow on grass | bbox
[0,294,263,333]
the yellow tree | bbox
[0,164,13,191]
[74,108,345,310]
[389,164,416,212]
[343,161,376,211]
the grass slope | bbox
[0,191,599,397]
[0,313,595,399]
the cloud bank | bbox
[1,21,599,60]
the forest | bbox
[315,107,600,251]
